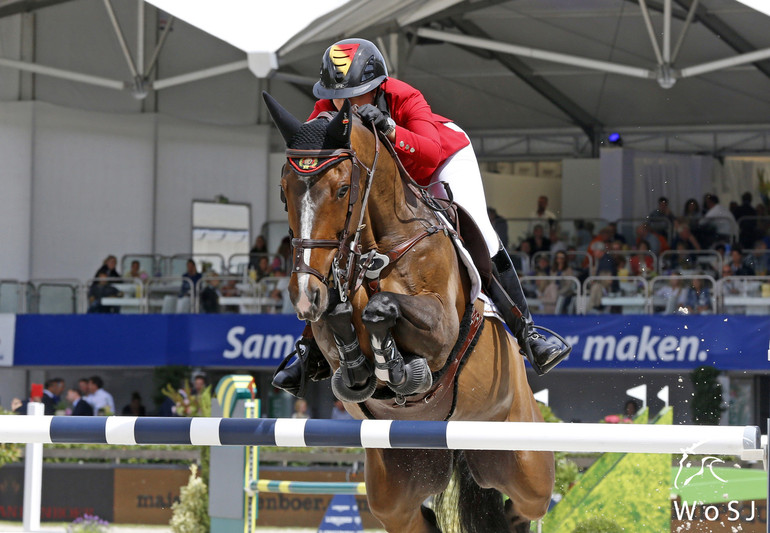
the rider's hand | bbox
[357,104,395,136]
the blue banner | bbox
[11,314,770,370]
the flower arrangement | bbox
[68,514,109,533]
[601,414,632,424]
[161,382,211,417]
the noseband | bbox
[285,128,381,303]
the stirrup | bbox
[521,324,572,376]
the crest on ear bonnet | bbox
[262,91,352,150]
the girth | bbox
[358,300,485,422]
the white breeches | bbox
[429,122,500,256]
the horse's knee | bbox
[362,292,401,335]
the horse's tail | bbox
[433,451,508,533]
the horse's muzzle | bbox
[292,273,329,322]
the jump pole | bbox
[0,416,763,460]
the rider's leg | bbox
[432,123,569,374]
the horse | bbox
[263,92,554,533]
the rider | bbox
[273,38,570,394]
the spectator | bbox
[255,256,273,281]
[514,240,532,274]
[552,250,577,314]
[192,374,208,396]
[629,240,654,278]
[647,196,675,237]
[727,245,755,276]
[634,223,668,256]
[126,260,148,281]
[330,399,354,420]
[85,375,115,415]
[526,224,551,256]
[586,271,614,314]
[87,272,123,313]
[747,240,770,276]
[606,222,627,245]
[624,400,639,417]
[248,235,269,271]
[179,259,202,297]
[67,387,94,416]
[271,236,293,274]
[683,198,701,222]
[574,219,595,249]
[733,192,758,249]
[670,219,701,251]
[292,398,310,419]
[95,255,120,278]
[78,378,90,397]
[587,226,614,267]
[528,195,557,235]
[700,193,737,244]
[487,207,509,250]
[12,383,44,415]
[121,392,147,416]
[200,272,222,313]
[653,275,687,314]
[42,378,65,415]
[683,278,713,315]
[549,226,567,254]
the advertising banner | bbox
[11,314,770,371]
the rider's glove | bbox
[357,104,396,136]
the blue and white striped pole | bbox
[0,416,763,459]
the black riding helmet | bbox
[313,38,388,100]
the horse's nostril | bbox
[312,288,321,308]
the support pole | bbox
[23,402,43,532]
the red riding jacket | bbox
[308,78,470,186]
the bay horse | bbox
[263,92,553,533]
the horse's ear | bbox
[325,99,351,148]
[262,91,302,146]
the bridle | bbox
[284,123,381,303]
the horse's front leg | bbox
[363,291,458,396]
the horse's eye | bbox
[337,185,350,199]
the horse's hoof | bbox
[331,369,377,402]
[388,356,432,396]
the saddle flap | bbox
[454,205,493,288]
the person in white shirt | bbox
[527,195,557,236]
[84,375,115,415]
[700,193,737,242]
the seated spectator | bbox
[586,271,614,314]
[515,240,532,273]
[700,193,737,245]
[122,392,147,416]
[647,196,675,237]
[526,224,551,256]
[574,219,595,249]
[179,259,202,297]
[549,226,568,253]
[552,251,577,314]
[635,223,668,256]
[200,272,222,313]
[528,195,557,235]
[95,255,120,278]
[682,198,701,225]
[254,256,273,281]
[733,192,758,249]
[747,240,770,276]
[271,236,292,274]
[292,399,310,419]
[67,387,93,416]
[670,218,702,252]
[606,222,627,245]
[683,278,713,315]
[126,260,149,281]
[587,226,614,267]
[629,240,654,278]
[727,245,755,276]
[653,275,687,314]
[248,235,268,271]
[87,272,123,313]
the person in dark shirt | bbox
[67,388,94,416]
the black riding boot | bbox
[272,324,331,398]
[489,248,571,375]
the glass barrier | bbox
[27,279,80,314]
[658,249,722,275]
[582,275,649,315]
[227,253,286,277]
[530,250,593,276]
[716,275,770,315]
[120,254,166,279]
[0,280,22,314]
[84,278,144,314]
[649,274,717,315]
[168,254,226,277]
[146,277,194,314]
[195,275,261,314]
[519,275,581,315]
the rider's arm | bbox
[388,90,444,173]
